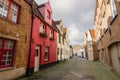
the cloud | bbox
[35,0,95,45]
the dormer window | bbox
[40,23,45,33]
[47,10,50,19]
[50,30,53,38]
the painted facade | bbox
[27,1,58,74]
[55,20,65,61]
[63,28,70,60]
[94,0,120,74]
[0,0,31,79]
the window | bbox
[44,47,49,61]
[40,23,45,33]
[62,37,64,45]
[59,35,61,43]
[50,30,53,38]
[0,0,19,23]
[9,3,19,23]
[47,10,50,19]
[0,0,9,18]
[110,0,117,19]
[0,39,14,68]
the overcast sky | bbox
[35,0,96,45]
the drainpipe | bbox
[26,0,34,75]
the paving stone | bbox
[19,57,120,80]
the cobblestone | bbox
[19,57,120,80]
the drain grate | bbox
[81,75,95,80]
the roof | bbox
[33,2,44,20]
[89,29,95,37]
[63,28,67,34]
[55,19,62,24]
[25,0,44,19]
[63,28,67,38]
[52,20,60,33]
[25,0,59,33]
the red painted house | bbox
[26,1,59,74]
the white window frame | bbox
[44,47,49,61]
[40,23,45,33]
[50,30,53,38]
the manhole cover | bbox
[82,75,95,80]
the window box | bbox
[49,37,54,41]
[39,33,47,38]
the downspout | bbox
[27,0,34,75]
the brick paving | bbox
[19,57,120,80]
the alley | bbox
[19,57,120,80]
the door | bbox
[34,46,40,72]
[110,44,120,73]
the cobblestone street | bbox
[19,57,120,80]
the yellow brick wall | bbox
[0,0,31,68]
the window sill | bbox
[0,67,15,72]
[44,59,49,62]
[39,33,47,38]
[49,37,54,41]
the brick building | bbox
[94,0,120,74]
[0,0,31,79]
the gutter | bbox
[26,0,34,75]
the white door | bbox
[110,44,120,73]
[34,46,40,72]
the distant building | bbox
[77,48,86,58]
[86,29,98,61]
[55,20,66,61]
[70,45,74,58]
[83,33,88,59]
[73,45,82,56]
[63,28,71,60]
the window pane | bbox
[2,61,6,65]
[2,56,7,60]
[40,23,45,33]
[9,3,19,23]
[44,47,49,61]
[0,0,9,18]
[8,56,12,59]
[4,40,14,49]
[3,51,8,55]
[2,51,12,66]
[9,41,14,49]
[7,61,11,65]
[4,40,9,48]
[0,1,3,16]
[110,0,117,19]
